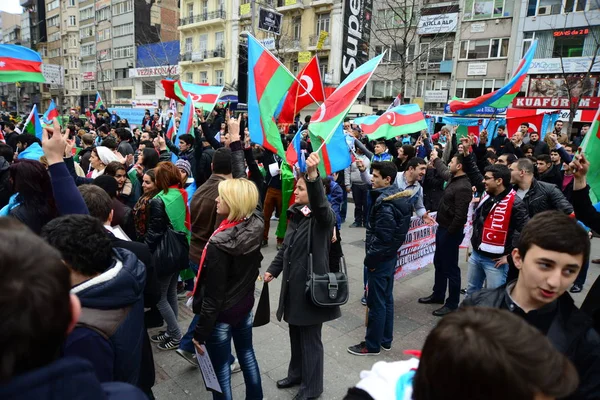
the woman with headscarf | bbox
[87,146,119,179]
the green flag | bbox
[276,163,295,238]
[581,107,600,203]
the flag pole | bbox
[245,32,323,109]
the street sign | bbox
[258,7,282,35]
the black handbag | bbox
[155,220,190,278]
[305,218,349,307]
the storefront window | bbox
[553,36,585,58]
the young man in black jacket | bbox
[462,211,600,400]
[419,151,473,316]
[348,161,412,356]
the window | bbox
[199,34,208,55]
[200,71,208,83]
[316,13,330,33]
[69,56,78,69]
[80,6,93,21]
[99,69,112,82]
[319,58,328,80]
[82,61,95,72]
[218,0,225,11]
[98,48,112,61]
[215,70,224,85]
[522,32,535,57]
[187,2,193,16]
[113,23,133,37]
[201,0,208,16]
[293,17,301,40]
[115,68,129,79]
[49,31,61,42]
[80,25,94,39]
[95,6,110,21]
[185,37,193,53]
[464,0,513,20]
[47,15,60,27]
[553,35,585,57]
[455,79,506,98]
[376,8,413,29]
[186,72,194,82]
[459,38,509,59]
[47,0,59,11]
[97,27,111,41]
[114,45,134,59]
[69,0,75,6]
[115,89,132,98]
[142,81,155,95]
[215,31,224,49]
[69,16,76,26]
[371,81,395,98]
[49,48,61,58]
[113,0,133,15]
[81,43,95,56]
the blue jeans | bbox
[365,257,396,351]
[180,261,200,353]
[205,311,263,400]
[466,250,508,297]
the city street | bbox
[150,202,600,400]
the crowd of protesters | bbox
[0,104,599,400]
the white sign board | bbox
[259,37,276,50]
[529,57,600,74]
[395,213,437,280]
[131,100,159,108]
[42,64,63,86]
[424,90,449,103]
[467,62,488,76]
[417,13,458,35]
[470,22,486,33]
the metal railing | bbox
[179,10,226,26]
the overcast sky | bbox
[0,0,23,14]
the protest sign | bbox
[395,212,437,280]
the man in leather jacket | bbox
[462,211,600,400]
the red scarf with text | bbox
[478,189,517,255]
[190,218,245,296]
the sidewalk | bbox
[150,202,599,399]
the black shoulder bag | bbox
[305,218,349,307]
[155,219,190,278]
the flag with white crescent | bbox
[276,56,325,124]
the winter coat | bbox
[462,284,600,400]
[422,167,446,213]
[328,179,344,230]
[0,156,10,209]
[189,174,226,263]
[435,173,473,234]
[79,147,93,173]
[364,185,412,266]
[193,211,264,342]
[65,248,146,387]
[0,357,147,400]
[530,139,550,156]
[491,134,509,155]
[267,177,341,326]
[539,165,563,189]
[470,188,529,258]
[515,179,573,217]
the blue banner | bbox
[441,116,482,126]
[444,104,507,115]
[540,113,560,139]
[108,108,148,128]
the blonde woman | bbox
[192,178,263,400]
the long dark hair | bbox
[9,159,58,221]
[141,148,159,170]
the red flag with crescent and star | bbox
[277,56,325,124]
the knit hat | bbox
[175,159,192,177]
[95,146,119,166]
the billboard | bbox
[340,0,373,82]
[258,7,282,35]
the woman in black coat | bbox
[265,152,341,399]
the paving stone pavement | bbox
[149,202,600,399]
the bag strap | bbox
[306,217,313,278]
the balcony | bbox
[180,48,225,64]
[310,0,333,6]
[276,0,305,11]
[308,34,330,48]
[179,10,226,28]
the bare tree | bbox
[369,0,456,103]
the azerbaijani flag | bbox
[308,54,384,144]
[449,41,537,115]
[172,94,195,163]
[93,92,105,111]
[42,99,59,125]
[309,124,352,176]
[162,79,223,112]
[0,44,45,83]
[165,115,176,140]
[24,104,42,140]
[354,104,427,140]
[580,106,600,203]
[276,162,296,238]
[247,34,295,159]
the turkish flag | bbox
[277,56,325,124]
[506,112,544,138]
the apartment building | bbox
[0,12,22,111]
[509,0,600,132]
[178,0,238,87]
[132,40,180,109]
